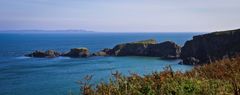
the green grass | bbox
[76,56,240,95]
[132,39,157,44]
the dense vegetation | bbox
[77,56,240,95]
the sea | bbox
[0,32,202,95]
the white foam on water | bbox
[55,56,71,60]
[15,56,31,59]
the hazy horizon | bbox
[0,29,210,33]
[0,0,239,32]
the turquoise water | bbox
[0,32,201,95]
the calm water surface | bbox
[0,32,202,95]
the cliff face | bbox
[181,29,240,65]
[111,39,156,56]
[146,41,181,58]
[111,39,181,59]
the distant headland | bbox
[0,29,94,33]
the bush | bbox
[76,56,240,95]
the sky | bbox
[0,0,239,32]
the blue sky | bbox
[0,0,239,32]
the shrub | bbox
[76,56,240,95]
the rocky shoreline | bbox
[25,28,240,65]
[25,39,181,59]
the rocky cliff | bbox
[111,39,181,59]
[180,29,240,65]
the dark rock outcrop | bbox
[92,51,107,56]
[147,41,181,58]
[62,48,90,57]
[92,48,113,56]
[25,50,60,58]
[111,39,181,59]
[102,48,114,55]
[181,29,240,65]
[179,57,200,65]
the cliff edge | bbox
[180,29,240,65]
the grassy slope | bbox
[78,56,240,95]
